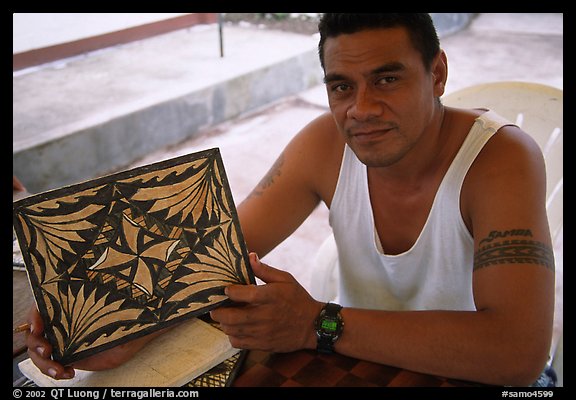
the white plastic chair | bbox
[311,81,563,385]
[443,81,563,386]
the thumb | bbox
[249,252,292,284]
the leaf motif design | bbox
[164,222,243,305]
[59,284,144,357]
[33,229,65,284]
[28,217,93,255]
[190,225,239,274]
[194,250,238,282]
[28,203,105,225]
[74,320,155,354]
[164,277,229,304]
[21,203,104,274]
[16,215,58,283]
[128,157,224,225]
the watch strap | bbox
[317,336,336,354]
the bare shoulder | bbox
[292,111,344,153]
[285,111,346,205]
[460,109,549,240]
[469,117,546,184]
[452,107,544,165]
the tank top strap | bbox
[442,110,517,190]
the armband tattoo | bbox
[474,230,555,271]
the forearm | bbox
[332,308,551,386]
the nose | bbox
[347,86,381,121]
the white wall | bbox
[13,13,192,54]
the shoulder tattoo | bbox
[474,229,555,271]
[247,152,285,199]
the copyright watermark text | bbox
[13,388,200,400]
[502,390,554,398]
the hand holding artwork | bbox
[25,307,163,380]
[210,253,323,352]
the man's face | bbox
[323,27,442,168]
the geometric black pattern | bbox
[13,148,254,364]
[474,239,555,270]
[186,351,247,387]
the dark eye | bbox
[377,76,397,85]
[331,83,351,93]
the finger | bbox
[223,253,295,303]
[228,334,267,351]
[210,299,251,324]
[249,252,293,284]
[26,338,74,380]
[25,308,51,364]
[26,306,44,335]
[25,307,75,380]
[13,176,26,191]
[224,283,258,304]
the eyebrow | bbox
[323,61,406,84]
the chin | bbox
[350,147,401,168]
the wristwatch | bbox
[314,302,344,354]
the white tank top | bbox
[329,110,514,311]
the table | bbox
[233,349,484,387]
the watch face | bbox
[321,319,338,333]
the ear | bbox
[431,50,448,98]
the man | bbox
[26,13,555,386]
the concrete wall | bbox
[13,13,217,70]
[13,13,192,53]
[13,50,324,193]
[13,13,476,194]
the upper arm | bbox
[463,125,555,360]
[466,125,554,271]
[237,112,343,257]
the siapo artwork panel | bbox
[13,148,254,364]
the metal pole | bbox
[218,13,224,58]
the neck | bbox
[370,103,448,186]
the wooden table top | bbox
[233,349,484,387]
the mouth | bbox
[349,127,395,143]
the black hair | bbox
[317,13,441,71]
